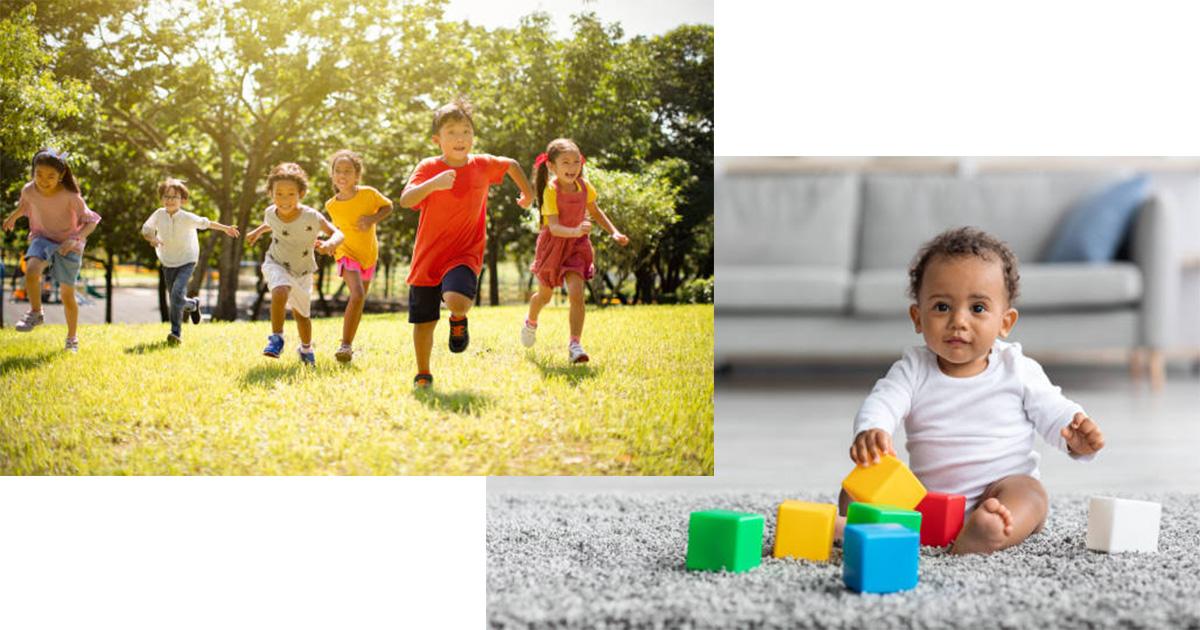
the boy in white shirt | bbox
[141,179,239,344]
[845,227,1106,554]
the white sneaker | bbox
[568,341,589,364]
[335,343,354,363]
[15,311,43,332]
[520,322,537,348]
[64,337,79,353]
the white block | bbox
[1086,496,1162,553]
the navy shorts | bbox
[408,265,478,324]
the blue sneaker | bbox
[298,345,315,366]
[263,334,284,358]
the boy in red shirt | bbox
[399,98,534,388]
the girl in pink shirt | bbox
[2,149,101,352]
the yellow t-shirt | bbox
[325,186,391,269]
[541,179,597,227]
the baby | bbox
[843,226,1106,554]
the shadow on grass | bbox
[0,351,60,376]
[413,387,491,416]
[123,340,173,355]
[238,361,319,388]
[527,353,601,386]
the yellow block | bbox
[841,454,927,510]
[773,500,837,561]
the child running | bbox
[520,138,629,363]
[324,150,393,363]
[2,149,101,352]
[245,162,344,366]
[398,97,535,388]
[141,178,239,345]
[844,227,1106,554]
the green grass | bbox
[0,305,713,475]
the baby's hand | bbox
[850,428,895,467]
[1061,412,1105,456]
[431,170,456,191]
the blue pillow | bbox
[1044,175,1150,263]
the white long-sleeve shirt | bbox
[853,340,1092,511]
[141,208,211,268]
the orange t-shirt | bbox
[405,154,509,286]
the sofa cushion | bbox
[859,173,1132,270]
[1044,175,1150,262]
[718,265,851,312]
[716,174,860,270]
[852,263,1143,316]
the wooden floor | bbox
[489,365,1200,495]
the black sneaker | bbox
[413,373,433,388]
[189,298,201,325]
[448,316,469,353]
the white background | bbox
[0,477,483,628]
[716,0,1200,155]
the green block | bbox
[685,510,764,573]
[846,502,922,533]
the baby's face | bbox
[909,254,1018,377]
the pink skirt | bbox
[338,256,376,282]
[530,230,594,287]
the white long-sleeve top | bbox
[141,208,211,268]
[853,340,1092,511]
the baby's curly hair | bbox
[908,226,1020,304]
[267,162,309,196]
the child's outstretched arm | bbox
[141,214,161,247]
[209,220,240,238]
[245,223,271,246]
[2,206,25,231]
[315,215,344,256]
[586,200,629,246]
[503,158,534,208]
[400,171,455,208]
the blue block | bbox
[843,523,919,593]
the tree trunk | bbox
[487,237,500,306]
[634,265,656,305]
[384,262,391,299]
[157,264,169,321]
[475,270,484,306]
[250,262,268,321]
[104,252,115,324]
[187,233,218,296]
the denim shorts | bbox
[26,236,82,285]
[408,264,477,324]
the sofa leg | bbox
[1148,350,1166,392]
[1129,348,1145,382]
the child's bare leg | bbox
[294,311,312,346]
[565,272,585,339]
[526,283,554,322]
[61,284,78,338]
[341,271,366,344]
[25,258,46,312]
[413,321,436,374]
[443,291,472,319]
[270,287,289,334]
[951,474,1048,555]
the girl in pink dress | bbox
[522,138,629,364]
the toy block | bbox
[846,502,921,534]
[842,523,919,594]
[773,500,837,561]
[914,492,966,547]
[842,454,927,510]
[686,510,764,572]
[1086,496,1162,553]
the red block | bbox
[914,492,966,546]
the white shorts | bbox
[262,259,313,319]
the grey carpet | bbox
[487,492,1200,629]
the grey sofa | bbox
[715,172,1181,381]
